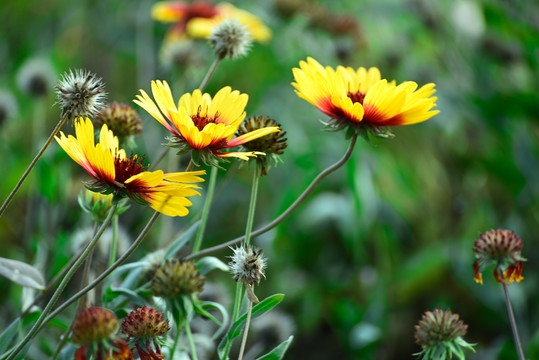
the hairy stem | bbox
[0,113,69,217]
[185,132,359,260]
[237,298,254,360]
[502,282,525,360]
[244,166,260,247]
[192,166,217,254]
[5,203,117,360]
[198,58,221,91]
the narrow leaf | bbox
[0,258,45,290]
[197,256,229,275]
[0,318,20,355]
[228,294,284,339]
[256,336,294,360]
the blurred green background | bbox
[1,0,538,359]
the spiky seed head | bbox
[229,245,267,286]
[414,309,475,360]
[209,18,253,59]
[56,69,106,119]
[93,102,143,138]
[121,306,170,339]
[16,58,56,97]
[237,116,287,175]
[71,307,119,345]
[151,259,205,298]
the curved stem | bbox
[198,58,221,91]
[109,214,119,267]
[237,299,253,360]
[185,133,359,260]
[502,282,526,360]
[5,203,117,360]
[244,166,260,247]
[38,211,161,329]
[192,166,218,254]
[0,113,69,217]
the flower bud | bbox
[151,259,205,298]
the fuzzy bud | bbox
[209,18,253,59]
[151,259,205,298]
[93,102,143,138]
[16,58,56,97]
[56,69,106,119]
[229,246,266,286]
[71,307,119,345]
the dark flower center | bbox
[347,91,365,104]
[114,154,148,184]
[191,106,221,131]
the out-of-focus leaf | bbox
[0,318,20,355]
[256,336,294,360]
[164,220,201,260]
[197,256,229,275]
[0,257,45,290]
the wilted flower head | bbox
[209,18,252,59]
[93,103,143,141]
[292,57,438,138]
[72,307,119,345]
[151,259,205,298]
[473,229,526,285]
[237,116,287,175]
[229,245,266,286]
[56,69,106,118]
[16,57,57,97]
[75,337,132,360]
[414,309,475,360]
[122,306,169,360]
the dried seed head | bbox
[151,259,205,298]
[71,307,119,345]
[121,306,170,339]
[209,18,253,59]
[414,309,475,359]
[472,229,526,285]
[16,58,56,97]
[237,116,287,175]
[229,245,266,286]
[93,102,143,138]
[56,69,106,119]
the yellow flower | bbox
[134,80,280,166]
[56,118,205,217]
[152,1,271,43]
[292,57,439,135]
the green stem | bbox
[0,113,69,217]
[5,203,117,360]
[38,211,161,331]
[223,282,245,359]
[237,299,253,360]
[185,132,359,260]
[502,282,526,360]
[185,320,198,360]
[192,166,218,254]
[243,166,260,247]
[170,316,182,360]
[198,58,221,91]
[109,214,119,267]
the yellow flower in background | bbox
[56,118,205,217]
[292,57,439,136]
[152,1,271,43]
[134,80,280,166]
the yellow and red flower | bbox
[56,118,205,217]
[292,57,439,136]
[152,1,271,43]
[134,80,280,166]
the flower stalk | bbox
[192,165,218,254]
[502,279,525,360]
[5,203,118,360]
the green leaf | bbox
[218,294,284,359]
[256,336,294,360]
[0,318,20,355]
[197,256,229,275]
[0,257,45,290]
[164,220,201,260]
